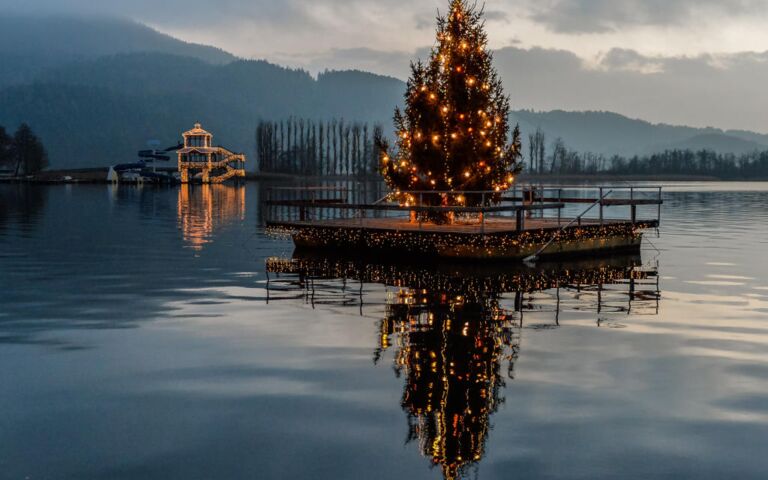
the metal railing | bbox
[263,184,663,232]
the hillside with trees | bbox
[0,123,48,176]
[2,15,768,176]
[0,53,404,169]
[511,110,768,157]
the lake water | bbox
[1,182,768,480]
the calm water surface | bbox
[1,182,768,479]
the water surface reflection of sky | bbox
[1,182,768,480]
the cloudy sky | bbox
[5,0,768,131]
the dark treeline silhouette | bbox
[256,118,383,177]
[527,135,768,179]
[0,123,48,176]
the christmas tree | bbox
[376,0,522,222]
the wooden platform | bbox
[267,216,658,260]
[275,216,613,233]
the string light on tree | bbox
[375,0,523,223]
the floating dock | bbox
[265,186,662,261]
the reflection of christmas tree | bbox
[376,0,522,221]
[377,289,520,480]
[266,254,660,478]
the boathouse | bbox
[177,123,246,183]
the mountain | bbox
[511,110,768,157]
[662,133,768,155]
[2,15,768,171]
[0,53,405,168]
[0,15,235,88]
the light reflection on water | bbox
[0,182,768,480]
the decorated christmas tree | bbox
[376,0,522,222]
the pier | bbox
[265,185,663,260]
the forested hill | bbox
[511,110,768,157]
[0,15,235,88]
[0,53,405,168]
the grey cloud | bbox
[285,46,432,79]
[277,41,768,133]
[599,48,664,73]
[493,47,768,131]
[483,10,509,22]
[530,0,768,33]
[311,45,768,131]
[1,0,433,27]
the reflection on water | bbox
[0,183,48,231]
[4,183,768,479]
[177,184,246,251]
[267,255,660,479]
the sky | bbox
[5,0,768,131]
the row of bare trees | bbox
[256,118,383,177]
[527,130,768,178]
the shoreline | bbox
[1,169,765,185]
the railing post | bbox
[557,188,562,226]
[599,187,604,226]
[657,187,662,224]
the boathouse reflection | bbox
[266,255,660,479]
[177,184,246,251]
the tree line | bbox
[527,130,768,179]
[256,118,383,177]
[0,123,48,176]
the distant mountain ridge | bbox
[511,110,768,157]
[1,15,767,170]
[0,52,405,168]
[0,15,235,87]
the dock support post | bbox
[516,209,524,232]
[481,193,486,234]
[419,193,423,231]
